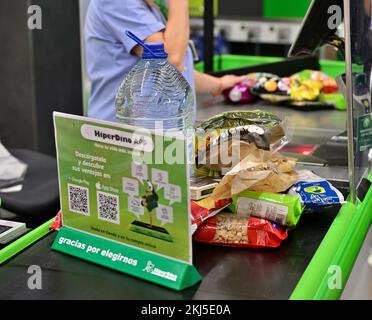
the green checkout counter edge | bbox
[1,55,371,299]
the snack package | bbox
[193,213,288,248]
[289,170,345,212]
[289,180,345,212]
[196,109,286,150]
[50,210,63,231]
[223,78,257,104]
[195,110,289,177]
[190,198,232,235]
[210,142,298,199]
[229,191,303,228]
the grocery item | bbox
[223,79,257,104]
[256,70,345,110]
[292,70,338,94]
[290,78,323,101]
[196,110,288,178]
[193,213,288,248]
[50,210,63,231]
[190,198,232,235]
[289,180,345,212]
[229,191,303,227]
[249,73,290,96]
[289,70,340,101]
[198,140,265,176]
[196,110,285,146]
[210,143,298,199]
[196,110,286,174]
[115,31,195,173]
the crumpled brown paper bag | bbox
[210,142,298,200]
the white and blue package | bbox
[289,179,345,211]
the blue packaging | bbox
[290,180,345,211]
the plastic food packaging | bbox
[290,78,323,101]
[229,190,303,228]
[292,70,338,94]
[195,110,289,177]
[193,213,288,248]
[289,180,345,212]
[196,110,286,147]
[50,210,63,231]
[249,73,290,96]
[190,198,232,235]
[209,142,298,199]
[223,79,257,104]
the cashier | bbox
[85,0,245,122]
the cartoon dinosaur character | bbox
[141,180,159,227]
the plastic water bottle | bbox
[115,31,195,174]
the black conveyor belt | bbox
[0,207,338,300]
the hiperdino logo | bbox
[143,260,178,282]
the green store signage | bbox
[52,112,201,290]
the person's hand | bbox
[215,75,248,95]
[221,75,248,90]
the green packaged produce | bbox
[229,190,303,228]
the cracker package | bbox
[193,213,288,248]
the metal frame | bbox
[203,0,215,73]
[343,0,357,204]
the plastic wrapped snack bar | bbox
[289,170,345,212]
[229,190,303,228]
[190,198,232,235]
[193,213,288,248]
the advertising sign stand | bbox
[52,112,201,291]
[52,227,201,291]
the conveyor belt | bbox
[0,206,338,299]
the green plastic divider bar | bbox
[313,186,372,299]
[263,0,311,19]
[0,218,54,265]
[194,55,346,79]
[290,185,372,300]
[290,201,357,300]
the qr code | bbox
[68,184,90,216]
[97,191,120,224]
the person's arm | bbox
[194,70,247,95]
[134,0,190,71]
